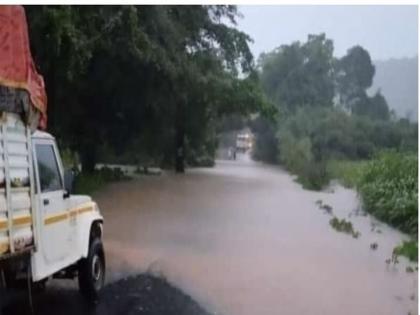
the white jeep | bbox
[0,113,105,302]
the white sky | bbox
[237,5,418,61]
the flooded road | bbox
[97,156,417,315]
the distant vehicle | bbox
[236,133,253,153]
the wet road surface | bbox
[99,156,417,315]
[2,274,212,315]
[2,155,418,315]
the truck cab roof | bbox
[32,130,55,140]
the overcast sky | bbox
[237,5,418,61]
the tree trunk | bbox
[175,101,185,173]
[80,141,96,174]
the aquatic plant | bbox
[406,266,415,273]
[320,204,333,215]
[315,200,333,215]
[329,217,360,238]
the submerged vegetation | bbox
[393,241,418,263]
[326,159,367,188]
[358,152,418,237]
[315,200,333,215]
[266,107,417,191]
[331,152,418,235]
[329,217,360,238]
[324,152,418,262]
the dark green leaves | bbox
[26,5,267,170]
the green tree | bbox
[26,6,266,173]
[352,90,390,120]
[336,46,375,111]
[259,33,335,111]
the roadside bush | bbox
[186,145,216,168]
[250,116,278,163]
[393,241,418,262]
[358,151,418,236]
[278,131,313,173]
[297,160,329,190]
[74,172,106,195]
[74,167,129,194]
[327,159,367,188]
[185,130,217,168]
[263,107,418,192]
[187,154,215,167]
[277,131,329,190]
[96,166,127,181]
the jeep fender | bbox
[77,203,103,258]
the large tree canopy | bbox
[26,5,268,172]
[336,45,376,112]
[259,33,335,111]
[253,33,402,169]
[258,34,389,120]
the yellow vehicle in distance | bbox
[235,132,253,153]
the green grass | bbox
[74,166,130,194]
[328,153,418,243]
[393,241,418,262]
[327,159,367,188]
[358,151,418,237]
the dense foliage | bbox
[269,106,417,189]
[259,34,335,110]
[25,7,418,243]
[26,5,269,172]
[326,159,367,188]
[253,33,418,240]
[74,167,129,195]
[358,152,418,236]
[393,241,418,262]
[253,33,417,188]
[330,153,418,239]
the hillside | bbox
[369,57,418,121]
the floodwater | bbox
[97,154,418,315]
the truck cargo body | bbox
[0,113,35,260]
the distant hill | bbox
[369,57,418,121]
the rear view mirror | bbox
[64,169,75,195]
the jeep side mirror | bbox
[64,169,75,197]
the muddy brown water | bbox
[95,155,418,315]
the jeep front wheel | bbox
[78,238,105,302]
